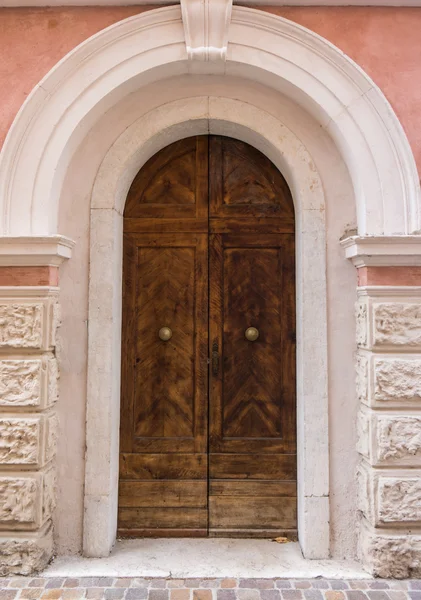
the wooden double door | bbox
[118,136,297,538]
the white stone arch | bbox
[0,4,419,238]
[85,96,329,559]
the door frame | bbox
[85,97,329,559]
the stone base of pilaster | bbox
[359,518,421,578]
[0,521,53,576]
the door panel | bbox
[208,233,296,536]
[209,135,295,233]
[118,232,208,537]
[209,234,296,454]
[125,136,208,226]
[119,135,296,538]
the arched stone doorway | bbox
[0,1,420,578]
[118,135,296,538]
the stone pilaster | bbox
[343,235,421,577]
[0,237,73,575]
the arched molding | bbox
[0,5,419,237]
[85,96,329,559]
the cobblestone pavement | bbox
[0,578,421,600]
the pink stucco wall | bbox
[1,6,421,172]
[267,6,421,173]
[0,6,149,147]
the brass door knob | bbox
[245,327,259,342]
[158,327,172,341]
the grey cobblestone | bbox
[369,584,390,591]
[45,579,65,589]
[260,590,281,600]
[104,588,126,599]
[304,590,324,600]
[237,590,261,600]
[367,593,390,600]
[346,591,369,600]
[185,582,203,589]
[282,591,303,600]
[311,582,329,590]
[240,581,274,590]
[331,583,349,591]
[388,593,408,600]
[217,590,236,600]
[150,581,168,590]
[126,590,149,600]
[149,590,170,600]
[276,583,292,590]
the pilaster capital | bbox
[0,236,75,267]
[341,235,421,267]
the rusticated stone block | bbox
[44,413,58,463]
[377,416,421,464]
[48,356,59,406]
[0,468,54,530]
[0,476,38,525]
[356,353,369,404]
[356,410,370,460]
[357,462,421,525]
[379,477,421,523]
[42,467,56,522]
[0,360,41,407]
[0,356,58,409]
[360,411,421,467]
[0,304,42,348]
[0,417,40,465]
[356,463,373,523]
[373,303,421,347]
[52,301,61,348]
[0,522,53,576]
[356,301,368,347]
[359,522,421,578]
[374,357,421,403]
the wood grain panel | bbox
[208,529,298,539]
[209,454,297,480]
[124,218,208,234]
[134,245,194,439]
[209,496,297,529]
[119,135,296,537]
[208,135,296,535]
[209,135,294,220]
[209,481,297,497]
[125,136,208,223]
[119,221,208,532]
[120,453,207,480]
[209,217,294,234]
[119,481,207,508]
[118,507,207,529]
[223,246,282,438]
[209,234,296,455]
[119,528,208,538]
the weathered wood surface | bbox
[119,135,296,537]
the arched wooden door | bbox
[118,136,297,538]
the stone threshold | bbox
[40,541,367,580]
